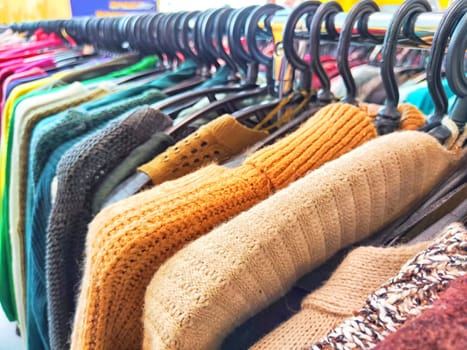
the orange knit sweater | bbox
[70,103,425,350]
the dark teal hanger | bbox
[445,13,467,133]
[426,0,467,124]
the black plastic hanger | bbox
[205,7,238,75]
[281,1,320,92]
[160,9,268,127]
[232,2,318,122]
[152,7,268,116]
[158,10,214,96]
[445,12,467,132]
[236,0,346,126]
[336,0,380,105]
[104,6,283,202]
[176,11,201,65]
[309,1,342,103]
[374,0,432,135]
[426,0,467,125]
[168,4,286,129]
[232,1,328,150]
[228,6,260,78]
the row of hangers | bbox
[10,0,467,203]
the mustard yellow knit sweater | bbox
[71,103,426,350]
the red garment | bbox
[0,32,63,63]
[374,275,467,350]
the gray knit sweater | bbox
[45,106,172,349]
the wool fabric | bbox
[138,114,268,185]
[1,81,88,326]
[374,275,467,350]
[71,102,426,350]
[46,107,172,350]
[142,131,460,350]
[251,243,430,350]
[30,89,167,186]
[24,91,167,350]
[28,140,80,350]
[311,222,467,350]
[8,86,108,339]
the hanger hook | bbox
[245,4,284,68]
[282,1,321,73]
[375,0,432,135]
[309,1,342,103]
[446,13,467,131]
[337,0,379,105]
[228,6,258,74]
[426,0,467,123]
[212,8,238,74]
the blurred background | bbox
[0,0,453,24]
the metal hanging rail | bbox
[269,9,444,49]
[9,8,446,50]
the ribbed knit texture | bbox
[46,107,172,350]
[374,275,467,350]
[251,243,430,350]
[311,222,467,350]
[142,131,460,350]
[138,114,268,185]
[71,103,424,350]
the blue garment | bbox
[26,138,83,350]
[25,89,166,350]
[405,79,456,116]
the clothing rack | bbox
[0,2,466,350]
[9,10,445,52]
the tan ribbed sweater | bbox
[250,243,430,350]
[71,103,426,350]
[143,131,461,350]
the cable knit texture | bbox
[139,114,268,185]
[142,131,460,350]
[374,275,467,350]
[311,222,467,350]
[46,107,172,350]
[250,243,430,350]
[70,102,387,350]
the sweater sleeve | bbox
[142,131,460,350]
[71,102,428,350]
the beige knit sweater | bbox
[250,242,430,350]
[143,131,461,350]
